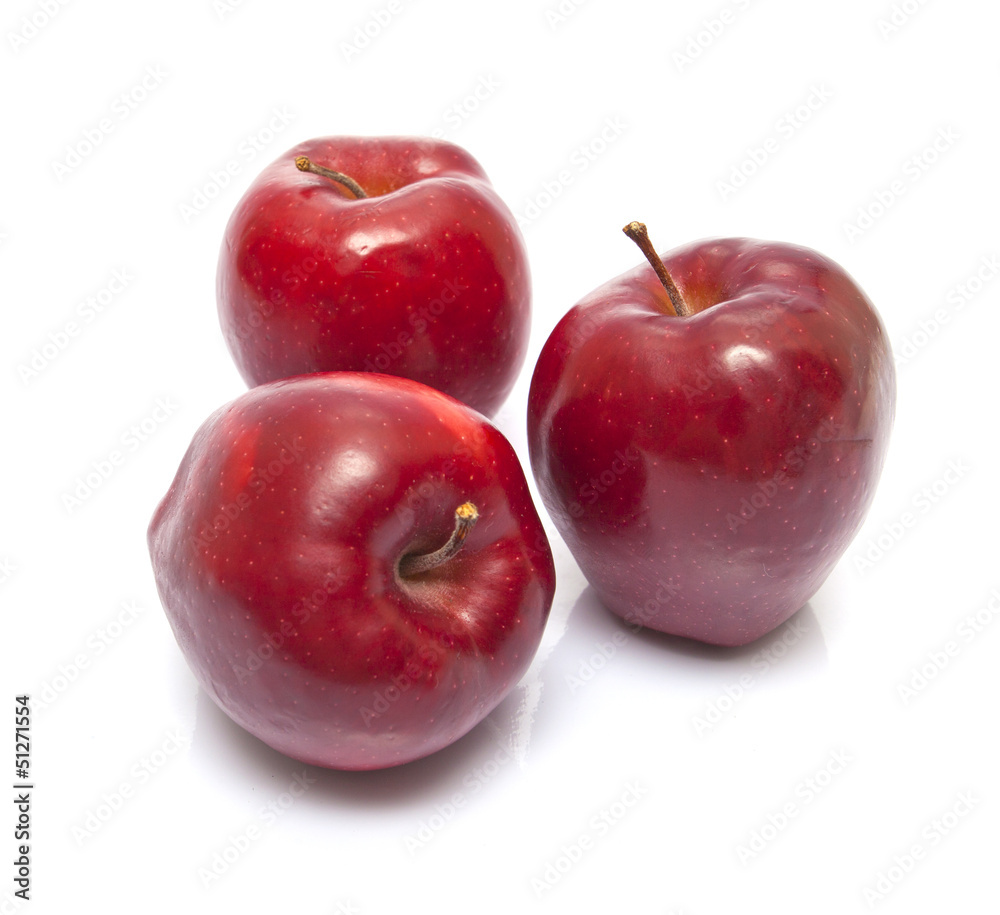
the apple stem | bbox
[398,502,479,577]
[294,156,368,199]
[622,221,692,317]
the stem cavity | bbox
[295,156,368,199]
[398,503,479,578]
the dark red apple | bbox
[527,223,896,647]
[148,373,554,770]
[216,135,531,417]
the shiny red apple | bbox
[216,135,531,417]
[148,372,554,770]
[527,223,896,647]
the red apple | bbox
[148,373,555,770]
[527,223,896,647]
[216,135,531,417]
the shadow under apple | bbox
[190,676,530,813]
[539,584,829,695]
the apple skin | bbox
[148,372,555,770]
[527,237,896,647]
[217,135,531,418]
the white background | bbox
[2,0,998,911]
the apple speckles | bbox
[529,236,893,646]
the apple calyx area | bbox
[398,502,479,578]
[623,221,692,317]
[294,155,368,199]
